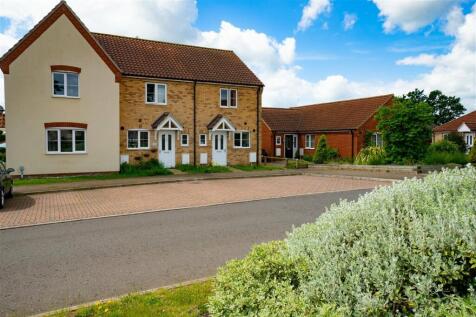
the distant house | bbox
[433,110,476,150]
[0,2,263,175]
[261,94,393,159]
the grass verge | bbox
[15,160,172,187]
[48,280,213,317]
[176,164,231,174]
[232,164,283,171]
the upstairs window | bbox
[234,131,250,148]
[52,72,79,97]
[47,128,85,153]
[220,88,237,108]
[128,130,149,149]
[146,83,167,105]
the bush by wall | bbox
[312,135,338,164]
[469,145,476,164]
[446,132,468,153]
[119,159,172,176]
[423,140,468,165]
[354,146,386,165]
[209,166,476,316]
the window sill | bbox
[305,147,315,150]
[233,147,251,149]
[145,102,167,106]
[127,148,150,151]
[199,144,207,147]
[219,106,238,109]
[181,144,189,147]
[46,152,87,155]
[52,95,80,99]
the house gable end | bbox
[0,1,121,81]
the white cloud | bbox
[343,13,357,31]
[297,0,331,31]
[396,54,437,66]
[444,6,465,35]
[372,0,460,33]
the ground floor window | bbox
[305,134,314,149]
[465,133,474,148]
[371,132,383,147]
[128,130,149,149]
[199,134,207,146]
[275,135,281,145]
[181,134,189,146]
[234,131,250,148]
[46,128,86,153]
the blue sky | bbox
[0,0,475,110]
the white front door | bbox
[158,131,175,168]
[212,132,227,166]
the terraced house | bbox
[0,1,263,175]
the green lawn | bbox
[15,160,172,186]
[176,164,231,174]
[232,164,283,171]
[49,280,213,317]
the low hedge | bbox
[209,166,476,316]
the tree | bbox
[313,135,338,164]
[402,89,466,126]
[376,99,434,163]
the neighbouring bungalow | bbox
[0,1,263,175]
[433,110,476,150]
[261,94,394,159]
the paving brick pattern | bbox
[0,175,389,229]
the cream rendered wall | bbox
[5,15,119,175]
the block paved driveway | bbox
[0,175,389,229]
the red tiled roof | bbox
[262,94,393,132]
[433,111,476,132]
[93,33,263,86]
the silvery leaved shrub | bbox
[209,166,476,316]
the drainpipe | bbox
[193,81,197,166]
[256,86,262,165]
[350,129,355,159]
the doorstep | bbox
[14,169,304,195]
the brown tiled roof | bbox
[93,33,263,86]
[433,111,476,132]
[263,94,393,132]
[151,112,170,129]
[262,108,302,132]
[207,114,223,130]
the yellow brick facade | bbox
[119,77,261,166]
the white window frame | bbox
[52,72,80,98]
[145,83,167,105]
[275,135,281,145]
[45,128,87,154]
[199,134,207,146]
[127,129,150,150]
[305,134,314,149]
[466,133,474,148]
[219,88,238,108]
[181,134,189,147]
[233,131,251,149]
[371,132,383,147]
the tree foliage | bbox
[376,98,433,163]
[402,89,466,126]
[312,135,338,164]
